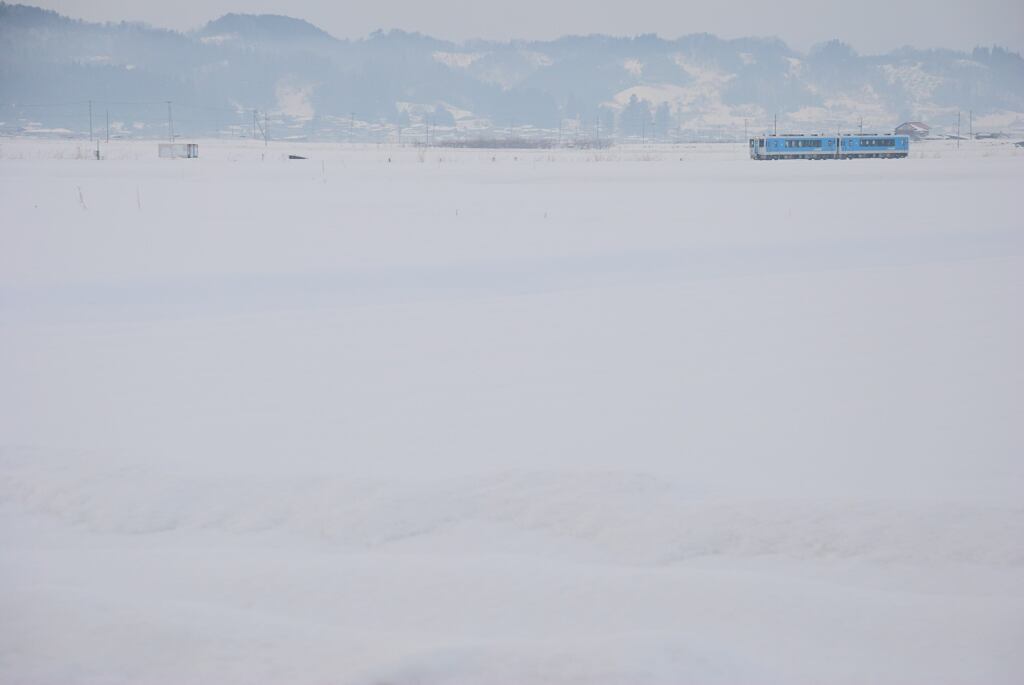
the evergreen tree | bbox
[619,94,653,140]
[597,106,616,143]
[654,102,673,142]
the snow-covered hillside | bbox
[1,139,1023,683]
[3,4,1023,139]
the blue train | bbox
[749,134,909,160]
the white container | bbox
[158,143,199,159]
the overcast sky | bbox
[28,0,1024,54]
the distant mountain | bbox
[200,13,334,40]
[196,13,341,52]
[1,2,1022,141]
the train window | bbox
[861,138,895,147]
[785,139,822,148]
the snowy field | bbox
[1,138,1023,683]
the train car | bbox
[749,134,837,160]
[749,133,909,160]
[838,134,909,158]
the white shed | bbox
[158,143,199,159]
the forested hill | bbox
[2,3,1022,139]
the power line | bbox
[90,99,167,106]
[1,100,255,112]
[0,100,89,108]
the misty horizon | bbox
[9,2,1024,57]
[4,1,1023,142]
[22,0,1024,55]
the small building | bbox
[895,122,930,140]
[158,143,199,159]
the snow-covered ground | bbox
[1,138,1022,683]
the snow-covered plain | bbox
[1,138,1023,683]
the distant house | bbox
[895,122,930,139]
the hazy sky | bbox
[29,0,1024,54]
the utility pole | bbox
[957,111,961,151]
[88,100,93,141]
[859,116,863,134]
[105,109,109,143]
[350,112,355,142]
[264,110,268,146]
[166,101,174,142]
[773,113,777,135]
[969,110,973,140]
[744,118,748,142]
[252,109,257,139]
[596,115,600,146]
